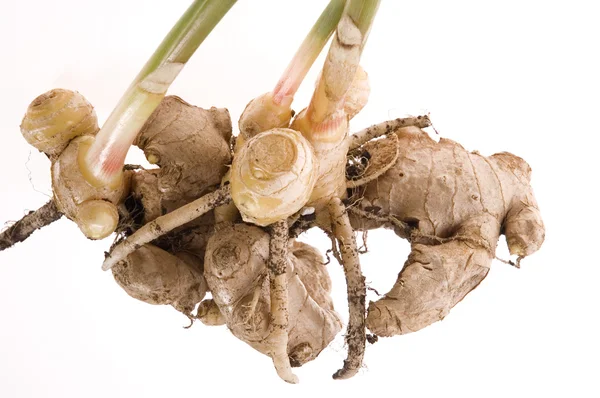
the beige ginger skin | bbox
[1,89,545,383]
[19,88,127,240]
[104,114,544,381]
[348,126,544,335]
[223,15,375,381]
[0,1,545,385]
[204,224,342,368]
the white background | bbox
[0,1,598,397]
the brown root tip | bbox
[183,316,195,329]
[0,200,62,252]
[332,362,360,380]
[366,334,378,344]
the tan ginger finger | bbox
[328,197,366,380]
[134,96,232,206]
[111,244,207,317]
[102,185,231,271]
[21,90,123,242]
[286,241,343,367]
[196,299,226,326]
[289,240,337,312]
[491,152,545,258]
[351,127,545,260]
[204,223,271,336]
[504,203,545,259]
[238,93,294,141]
[204,224,341,379]
[267,220,298,384]
[52,136,128,240]
[20,89,99,159]
[367,239,492,337]
[122,96,232,239]
[366,211,501,337]
[349,115,431,150]
[229,128,317,227]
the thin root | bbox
[367,285,381,296]
[358,231,369,254]
[349,115,431,150]
[183,314,195,329]
[102,185,231,271]
[324,249,334,266]
[495,255,522,269]
[268,219,298,384]
[325,230,343,265]
[0,200,62,252]
[349,206,495,255]
[328,198,366,380]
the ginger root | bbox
[0,201,62,251]
[348,125,545,336]
[52,136,128,240]
[204,223,342,369]
[16,88,126,240]
[230,128,317,226]
[20,89,98,159]
[133,95,232,212]
[1,2,545,383]
[2,89,545,383]
[112,243,207,317]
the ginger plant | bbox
[13,0,237,242]
[103,0,385,381]
[0,0,545,385]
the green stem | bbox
[83,0,237,186]
[272,0,346,105]
[302,0,380,126]
[346,0,381,49]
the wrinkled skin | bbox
[349,126,545,336]
[112,243,207,316]
[204,224,342,367]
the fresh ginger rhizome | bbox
[0,0,544,383]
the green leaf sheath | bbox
[273,0,346,103]
[84,0,237,185]
[346,0,381,50]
